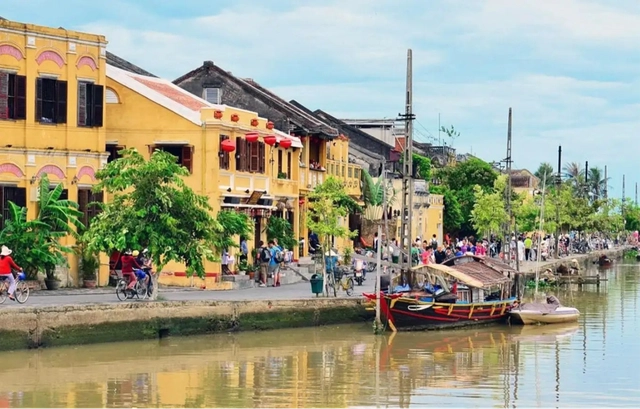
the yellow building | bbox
[105,64,302,288]
[388,178,444,246]
[0,19,109,285]
[509,169,540,200]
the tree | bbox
[84,148,227,284]
[470,175,508,237]
[435,158,498,235]
[412,153,432,181]
[307,176,357,297]
[0,175,83,280]
[216,210,253,253]
[264,216,296,251]
[587,167,608,200]
[440,125,460,147]
[430,185,463,232]
[534,162,555,184]
[563,161,584,189]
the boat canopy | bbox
[411,256,513,289]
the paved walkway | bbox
[4,277,377,308]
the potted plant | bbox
[277,172,288,180]
[78,246,100,288]
[246,264,256,281]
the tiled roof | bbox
[133,77,209,111]
[107,64,221,125]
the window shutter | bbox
[0,73,8,120]
[78,188,89,227]
[35,78,43,121]
[77,82,87,126]
[14,75,26,120]
[277,150,283,175]
[182,145,193,173]
[287,151,292,178]
[249,142,259,173]
[234,137,243,171]
[56,80,67,124]
[93,84,104,127]
[258,142,265,174]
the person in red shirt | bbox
[120,250,141,290]
[0,246,22,301]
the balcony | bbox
[327,159,361,196]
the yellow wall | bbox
[106,79,304,287]
[0,19,109,286]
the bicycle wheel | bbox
[0,283,7,304]
[345,277,354,296]
[115,280,128,301]
[135,280,148,299]
[14,281,29,304]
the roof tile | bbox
[134,77,208,111]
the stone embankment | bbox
[0,298,368,351]
[516,246,627,279]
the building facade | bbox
[106,63,302,288]
[0,19,109,285]
[174,61,362,257]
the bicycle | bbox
[325,266,354,297]
[115,269,149,301]
[0,272,30,304]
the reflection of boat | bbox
[509,322,579,342]
[509,295,580,325]
[363,255,517,331]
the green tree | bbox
[412,153,432,181]
[435,158,498,235]
[470,175,508,237]
[440,125,460,147]
[430,185,463,232]
[264,216,296,250]
[534,162,555,184]
[0,175,83,280]
[84,148,228,284]
[216,210,253,252]
[307,176,357,297]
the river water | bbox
[0,263,639,408]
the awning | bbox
[274,129,303,148]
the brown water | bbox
[0,264,639,408]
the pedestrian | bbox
[258,241,271,287]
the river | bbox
[0,263,638,408]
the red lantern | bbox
[231,114,239,122]
[279,139,292,149]
[245,132,259,143]
[251,118,259,127]
[266,121,275,130]
[213,110,223,119]
[263,135,277,146]
[221,139,235,153]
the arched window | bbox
[105,87,120,104]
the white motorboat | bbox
[509,295,580,325]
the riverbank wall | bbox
[0,298,368,351]
[517,246,628,279]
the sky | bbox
[5,0,640,198]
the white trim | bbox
[221,203,275,210]
[273,129,303,148]
[105,88,119,104]
[107,64,223,126]
[0,67,18,74]
[77,77,95,83]
[0,27,107,48]
[38,72,59,79]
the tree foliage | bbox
[216,210,253,252]
[0,175,83,279]
[434,158,498,235]
[84,148,229,279]
[471,175,509,237]
[307,176,357,296]
[264,216,296,250]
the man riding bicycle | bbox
[121,250,142,290]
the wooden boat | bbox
[363,255,517,331]
[509,295,580,325]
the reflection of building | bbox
[0,18,109,285]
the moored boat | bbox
[509,295,580,325]
[363,255,517,331]
[597,254,612,267]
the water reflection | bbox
[0,264,638,408]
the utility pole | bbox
[505,108,518,272]
[635,183,638,207]
[554,146,562,259]
[585,161,589,198]
[399,49,415,286]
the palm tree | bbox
[534,162,555,184]
[563,162,584,189]
[587,167,608,199]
